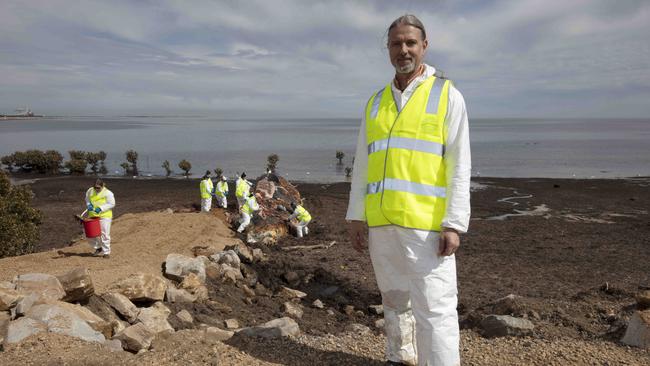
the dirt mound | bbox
[0,209,240,292]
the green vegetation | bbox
[162,160,172,177]
[1,150,63,174]
[336,150,345,164]
[267,154,279,173]
[0,170,42,258]
[178,159,192,177]
[125,150,139,176]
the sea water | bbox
[1,116,649,182]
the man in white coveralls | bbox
[346,14,471,366]
[85,179,115,258]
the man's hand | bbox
[347,220,367,253]
[438,228,460,256]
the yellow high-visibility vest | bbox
[364,76,450,231]
[200,178,213,199]
[236,178,249,198]
[241,196,258,215]
[295,205,311,223]
[87,187,113,219]
[215,181,228,197]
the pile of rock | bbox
[0,242,302,353]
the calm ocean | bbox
[1,116,649,182]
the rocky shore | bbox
[1,175,649,365]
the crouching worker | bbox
[237,192,259,233]
[85,179,115,258]
[214,176,229,208]
[200,171,214,212]
[288,202,311,238]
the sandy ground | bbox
[1,175,650,365]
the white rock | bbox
[57,267,95,302]
[239,317,300,339]
[12,292,40,317]
[312,299,324,309]
[103,338,125,352]
[176,310,193,326]
[368,304,384,315]
[0,288,21,311]
[13,273,66,302]
[204,326,234,341]
[109,273,167,302]
[283,302,304,319]
[165,287,197,303]
[25,303,106,342]
[210,250,241,269]
[277,286,307,299]
[164,253,206,283]
[136,302,173,334]
[621,310,650,349]
[479,315,534,338]
[102,292,140,323]
[224,318,239,329]
[5,317,47,343]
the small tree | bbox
[125,150,138,176]
[97,151,108,175]
[178,159,192,177]
[267,154,279,173]
[44,150,63,174]
[119,162,130,176]
[65,150,88,175]
[345,167,353,178]
[336,150,345,165]
[86,152,101,175]
[162,160,172,177]
[1,154,16,171]
[0,170,42,258]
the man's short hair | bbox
[388,14,427,41]
[94,179,104,188]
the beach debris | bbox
[479,314,534,338]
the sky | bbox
[1,0,649,118]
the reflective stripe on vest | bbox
[241,197,257,215]
[236,179,249,198]
[88,187,112,219]
[215,181,228,197]
[296,205,312,223]
[364,76,450,231]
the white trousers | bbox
[216,195,227,208]
[237,212,251,233]
[236,196,245,209]
[201,197,212,212]
[87,218,112,254]
[292,220,310,238]
[369,226,460,366]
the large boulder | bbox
[113,322,155,352]
[102,292,140,323]
[136,302,173,334]
[479,315,534,338]
[109,273,167,302]
[0,281,15,290]
[224,244,254,264]
[13,273,66,302]
[165,287,197,303]
[621,310,650,349]
[57,267,94,302]
[0,288,21,311]
[85,295,127,336]
[25,302,107,342]
[5,317,47,344]
[12,293,40,317]
[1,311,11,343]
[239,317,300,339]
[164,254,206,283]
[210,250,241,269]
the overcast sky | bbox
[1,0,649,118]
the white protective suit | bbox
[200,178,214,212]
[237,195,259,233]
[235,177,252,208]
[215,179,229,208]
[288,207,310,238]
[345,64,471,366]
[84,188,116,255]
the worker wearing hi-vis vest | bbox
[235,172,252,208]
[288,202,312,238]
[199,171,214,212]
[237,192,259,233]
[346,15,471,366]
[84,179,115,258]
[214,176,229,208]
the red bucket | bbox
[83,218,101,238]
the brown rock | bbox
[84,295,125,336]
[102,292,140,323]
[284,271,300,286]
[191,245,221,258]
[113,322,155,352]
[0,288,21,311]
[5,317,47,344]
[136,302,173,334]
[25,302,107,342]
[224,318,239,329]
[176,309,193,327]
[204,326,234,341]
[277,286,307,300]
[621,310,650,349]
[205,263,221,281]
[109,273,167,302]
[57,267,94,302]
[637,290,650,310]
[344,305,355,316]
[252,248,264,262]
[491,294,526,316]
[283,301,304,319]
[242,285,256,298]
[239,317,300,339]
[165,287,197,303]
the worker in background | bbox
[85,179,115,258]
[288,202,312,238]
[235,172,252,208]
[199,171,214,212]
[214,176,229,208]
[346,15,471,366]
[237,192,259,233]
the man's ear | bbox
[423,38,428,52]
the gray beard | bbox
[395,62,415,74]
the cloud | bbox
[0,0,648,117]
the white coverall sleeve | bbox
[345,113,368,222]
[441,84,472,233]
[84,188,92,206]
[99,190,116,212]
